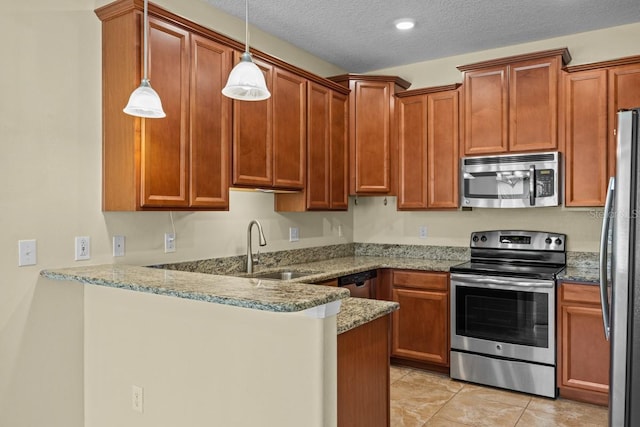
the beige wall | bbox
[371,22,640,88]
[1,0,638,425]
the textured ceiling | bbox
[204,0,640,73]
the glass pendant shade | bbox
[222,52,271,101]
[123,0,166,118]
[123,79,166,118]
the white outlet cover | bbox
[419,226,428,239]
[75,236,91,261]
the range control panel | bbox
[470,230,566,252]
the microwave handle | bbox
[529,165,535,206]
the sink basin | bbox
[251,271,320,280]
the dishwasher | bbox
[337,270,377,299]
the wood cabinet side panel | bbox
[337,315,391,427]
[102,12,140,211]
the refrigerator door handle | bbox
[599,176,615,341]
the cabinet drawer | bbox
[392,270,448,291]
[560,282,601,305]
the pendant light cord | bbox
[244,0,249,54]
[143,0,149,81]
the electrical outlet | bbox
[131,385,144,413]
[419,226,428,239]
[113,235,125,257]
[75,236,91,260]
[338,224,343,237]
[18,239,37,266]
[164,233,176,253]
[289,227,299,242]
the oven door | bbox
[450,273,555,365]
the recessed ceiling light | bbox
[394,19,415,30]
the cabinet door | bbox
[392,288,449,366]
[509,56,560,152]
[189,35,232,208]
[273,68,306,189]
[563,70,608,207]
[397,95,428,209]
[427,90,459,209]
[330,91,349,210]
[463,67,508,155]
[141,18,190,207]
[306,83,331,209]
[353,81,393,193]
[608,64,640,177]
[232,55,273,187]
[558,283,610,406]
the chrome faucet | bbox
[246,219,267,274]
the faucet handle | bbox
[254,249,260,265]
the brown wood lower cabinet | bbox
[390,270,449,372]
[558,282,610,406]
[338,314,391,427]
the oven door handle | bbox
[451,274,554,289]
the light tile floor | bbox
[390,365,609,427]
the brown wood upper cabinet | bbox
[232,55,307,190]
[396,85,460,210]
[275,83,349,211]
[458,48,571,156]
[562,55,640,207]
[329,75,411,195]
[97,5,232,210]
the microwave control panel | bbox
[535,169,554,197]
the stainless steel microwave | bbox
[460,151,560,208]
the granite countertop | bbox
[337,297,398,334]
[40,264,349,313]
[558,266,600,284]
[227,256,462,284]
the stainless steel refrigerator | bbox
[600,108,640,426]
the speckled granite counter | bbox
[558,267,599,284]
[40,264,349,313]
[205,256,462,284]
[336,297,398,334]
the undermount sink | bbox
[250,271,321,281]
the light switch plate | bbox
[289,227,299,242]
[18,239,37,266]
[113,235,125,257]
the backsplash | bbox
[154,243,598,274]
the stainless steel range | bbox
[449,230,566,398]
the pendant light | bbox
[222,0,271,101]
[123,0,166,118]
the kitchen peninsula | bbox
[41,264,398,427]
